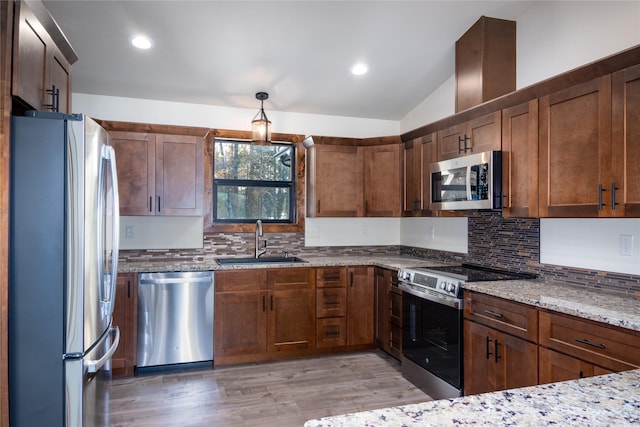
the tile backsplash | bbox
[120,211,640,295]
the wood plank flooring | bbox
[110,350,431,426]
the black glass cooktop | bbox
[421,263,537,282]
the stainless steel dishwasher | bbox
[137,271,214,369]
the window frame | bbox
[205,130,306,233]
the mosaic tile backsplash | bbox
[119,211,640,295]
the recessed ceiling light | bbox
[350,63,369,76]
[130,34,153,50]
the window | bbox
[213,139,295,223]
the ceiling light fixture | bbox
[350,63,369,76]
[130,34,153,50]
[251,92,272,145]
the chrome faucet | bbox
[255,220,267,258]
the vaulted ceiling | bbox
[43,1,534,120]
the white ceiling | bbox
[42,1,534,121]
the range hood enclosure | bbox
[455,16,516,112]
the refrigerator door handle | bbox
[86,326,120,374]
[101,145,120,316]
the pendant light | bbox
[251,92,271,145]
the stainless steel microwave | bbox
[430,151,502,210]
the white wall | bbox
[541,219,640,275]
[400,1,640,133]
[119,216,204,250]
[306,217,468,254]
[73,93,400,139]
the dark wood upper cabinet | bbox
[309,139,402,217]
[455,16,516,113]
[611,63,640,217]
[538,76,612,217]
[12,0,76,113]
[501,100,539,218]
[437,111,502,160]
[403,133,436,216]
[363,144,402,217]
[110,131,204,216]
[312,144,364,217]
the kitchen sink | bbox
[216,256,308,265]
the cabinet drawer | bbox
[267,267,314,290]
[464,291,538,342]
[316,267,346,288]
[316,317,346,348]
[215,269,267,292]
[316,288,347,318]
[539,311,640,372]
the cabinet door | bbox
[49,48,71,113]
[502,100,539,217]
[346,267,374,345]
[466,111,502,154]
[464,320,537,395]
[497,331,538,391]
[611,64,640,216]
[314,144,363,216]
[214,290,267,358]
[539,76,612,217]
[374,268,391,351]
[110,132,156,216]
[155,134,204,216]
[363,144,402,216]
[13,1,48,110]
[403,138,422,215]
[464,321,499,395]
[389,279,403,361]
[267,268,315,352]
[112,273,137,376]
[12,1,72,113]
[539,347,598,384]
[404,134,435,216]
[437,123,466,160]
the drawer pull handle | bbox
[484,310,504,318]
[324,301,340,305]
[575,338,606,350]
[325,331,340,337]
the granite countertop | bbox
[304,368,640,426]
[462,279,640,332]
[117,254,452,273]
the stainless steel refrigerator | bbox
[9,111,120,426]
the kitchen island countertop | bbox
[304,368,640,426]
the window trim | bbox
[204,129,306,233]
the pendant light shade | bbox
[252,92,271,145]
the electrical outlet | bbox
[125,225,135,239]
[620,234,633,256]
[362,225,368,237]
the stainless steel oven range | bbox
[397,264,535,400]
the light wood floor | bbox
[109,350,431,427]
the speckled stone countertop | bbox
[117,254,451,273]
[463,279,640,332]
[304,368,640,426]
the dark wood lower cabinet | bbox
[112,273,137,376]
[214,268,315,365]
[347,267,374,346]
[375,267,401,360]
[538,347,612,384]
[463,320,538,395]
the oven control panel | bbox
[397,268,462,298]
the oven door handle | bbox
[398,282,462,310]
